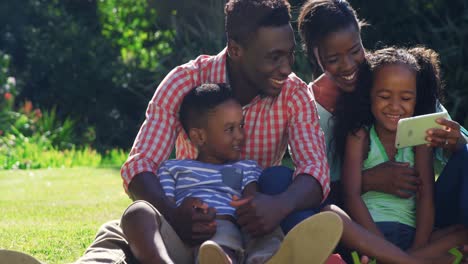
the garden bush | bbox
[0,0,467,151]
[0,50,127,169]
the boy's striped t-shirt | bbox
[158,159,261,217]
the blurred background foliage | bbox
[0,0,466,157]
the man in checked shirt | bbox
[75,1,454,263]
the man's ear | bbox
[188,127,206,147]
[227,39,243,61]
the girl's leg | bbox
[322,205,458,264]
[409,226,468,258]
[258,166,319,234]
[435,144,468,228]
[429,225,465,243]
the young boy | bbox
[120,83,343,264]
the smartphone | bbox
[395,111,449,149]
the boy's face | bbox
[371,64,417,133]
[198,99,245,164]
[237,24,296,97]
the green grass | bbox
[0,167,131,263]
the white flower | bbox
[7,76,15,86]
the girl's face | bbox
[317,24,365,93]
[371,64,417,133]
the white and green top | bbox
[362,126,416,227]
[316,102,341,182]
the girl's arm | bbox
[342,128,385,238]
[411,145,435,249]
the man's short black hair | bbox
[179,83,234,134]
[225,0,291,46]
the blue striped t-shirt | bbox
[158,159,262,217]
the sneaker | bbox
[198,240,231,264]
[266,211,343,264]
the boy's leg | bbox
[258,166,320,234]
[435,144,468,228]
[120,200,193,264]
[74,220,135,264]
[197,220,243,264]
[243,227,283,264]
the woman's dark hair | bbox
[409,47,444,114]
[298,0,365,75]
[332,47,443,162]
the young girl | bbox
[341,47,468,257]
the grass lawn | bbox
[0,167,131,264]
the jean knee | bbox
[121,201,160,233]
[259,166,293,195]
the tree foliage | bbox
[0,0,466,150]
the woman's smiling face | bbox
[317,24,365,93]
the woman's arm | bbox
[361,161,421,198]
[342,129,384,237]
[411,145,435,249]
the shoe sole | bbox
[0,250,42,264]
[267,211,343,264]
[198,240,231,264]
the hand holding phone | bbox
[395,111,449,148]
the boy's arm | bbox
[239,161,261,198]
[411,145,435,249]
[342,129,384,237]
[158,163,177,204]
[242,182,258,198]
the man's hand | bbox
[168,197,217,246]
[230,193,288,237]
[362,161,421,198]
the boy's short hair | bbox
[225,0,291,46]
[179,83,234,134]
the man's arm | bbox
[287,81,330,200]
[232,174,322,237]
[128,172,176,218]
[232,83,328,237]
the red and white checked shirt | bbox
[121,48,330,198]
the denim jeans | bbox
[434,144,468,228]
[258,166,327,234]
[376,222,415,250]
